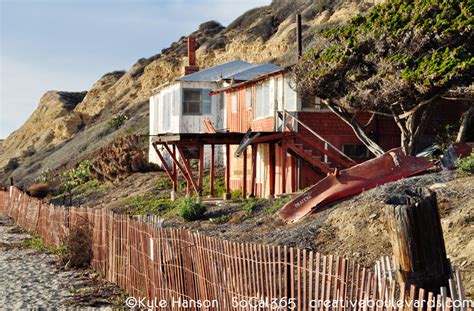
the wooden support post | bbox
[242,149,247,199]
[198,143,204,197]
[175,145,199,194]
[281,140,287,194]
[162,143,195,195]
[251,144,257,197]
[210,144,215,197]
[291,155,297,192]
[225,144,231,200]
[172,145,178,192]
[384,188,451,294]
[269,143,276,198]
[10,177,13,187]
[152,143,174,180]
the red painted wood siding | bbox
[225,86,275,133]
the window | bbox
[182,88,212,115]
[342,144,369,158]
[245,88,252,109]
[231,93,238,113]
[254,82,270,119]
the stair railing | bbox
[280,110,355,165]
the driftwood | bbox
[384,187,451,294]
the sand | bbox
[0,215,114,310]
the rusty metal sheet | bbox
[277,148,436,223]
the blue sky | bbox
[0,0,270,139]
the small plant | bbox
[203,175,226,197]
[455,152,474,173]
[209,214,231,225]
[241,197,261,214]
[177,198,206,221]
[21,235,68,255]
[230,190,243,202]
[108,114,128,130]
[60,161,93,205]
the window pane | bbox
[183,89,202,115]
[184,90,201,102]
[232,93,237,112]
[202,89,212,114]
[245,88,251,109]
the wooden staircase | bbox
[277,110,356,176]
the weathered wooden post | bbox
[384,187,451,294]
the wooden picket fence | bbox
[0,187,471,311]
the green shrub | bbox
[456,153,474,173]
[107,114,128,130]
[241,197,261,214]
[203,175,226,197]
[177,198,206,221]
[230,190,243,202]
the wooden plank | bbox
[326,255,333,311]
[281,140,287,194]
[198,142,204,196]
[175,145,200,194]
[269,143,276,196]
[315,252,321,311]
[210,144,215,196]
[251,144,257,197]
[226,144,231,195]
[242,150,247,198]
[320,256,327,311]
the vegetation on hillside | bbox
[294,0,473,155]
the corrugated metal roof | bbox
[177,60,255,82]
[225,63,281,81]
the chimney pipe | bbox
[183,35,199,75]
[296,14,302,58]
[188,36,196,66]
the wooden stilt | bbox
[225,144,231,200]
[151,143,173,179]
[172,145,178,192]
[281,140,287,194]
[175,145,199,194]
[242,149,247,199]
[162,143,196,195]
[269,143,275,197]
[251,144,257,197]
[291,155,297,192]
[198,143,204,197]
[210,144,215,196]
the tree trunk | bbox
[326,103,385,156]
[393,104,433,156]
[384,187,451,294]
[456,104,474,143]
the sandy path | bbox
[0,215,101,309]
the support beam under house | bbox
[242,149,247,198]
[269,143,276,197]
[210,144,215,196]
[198,143,204,197]
[251,144,257,197]
[225,144,231,200]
